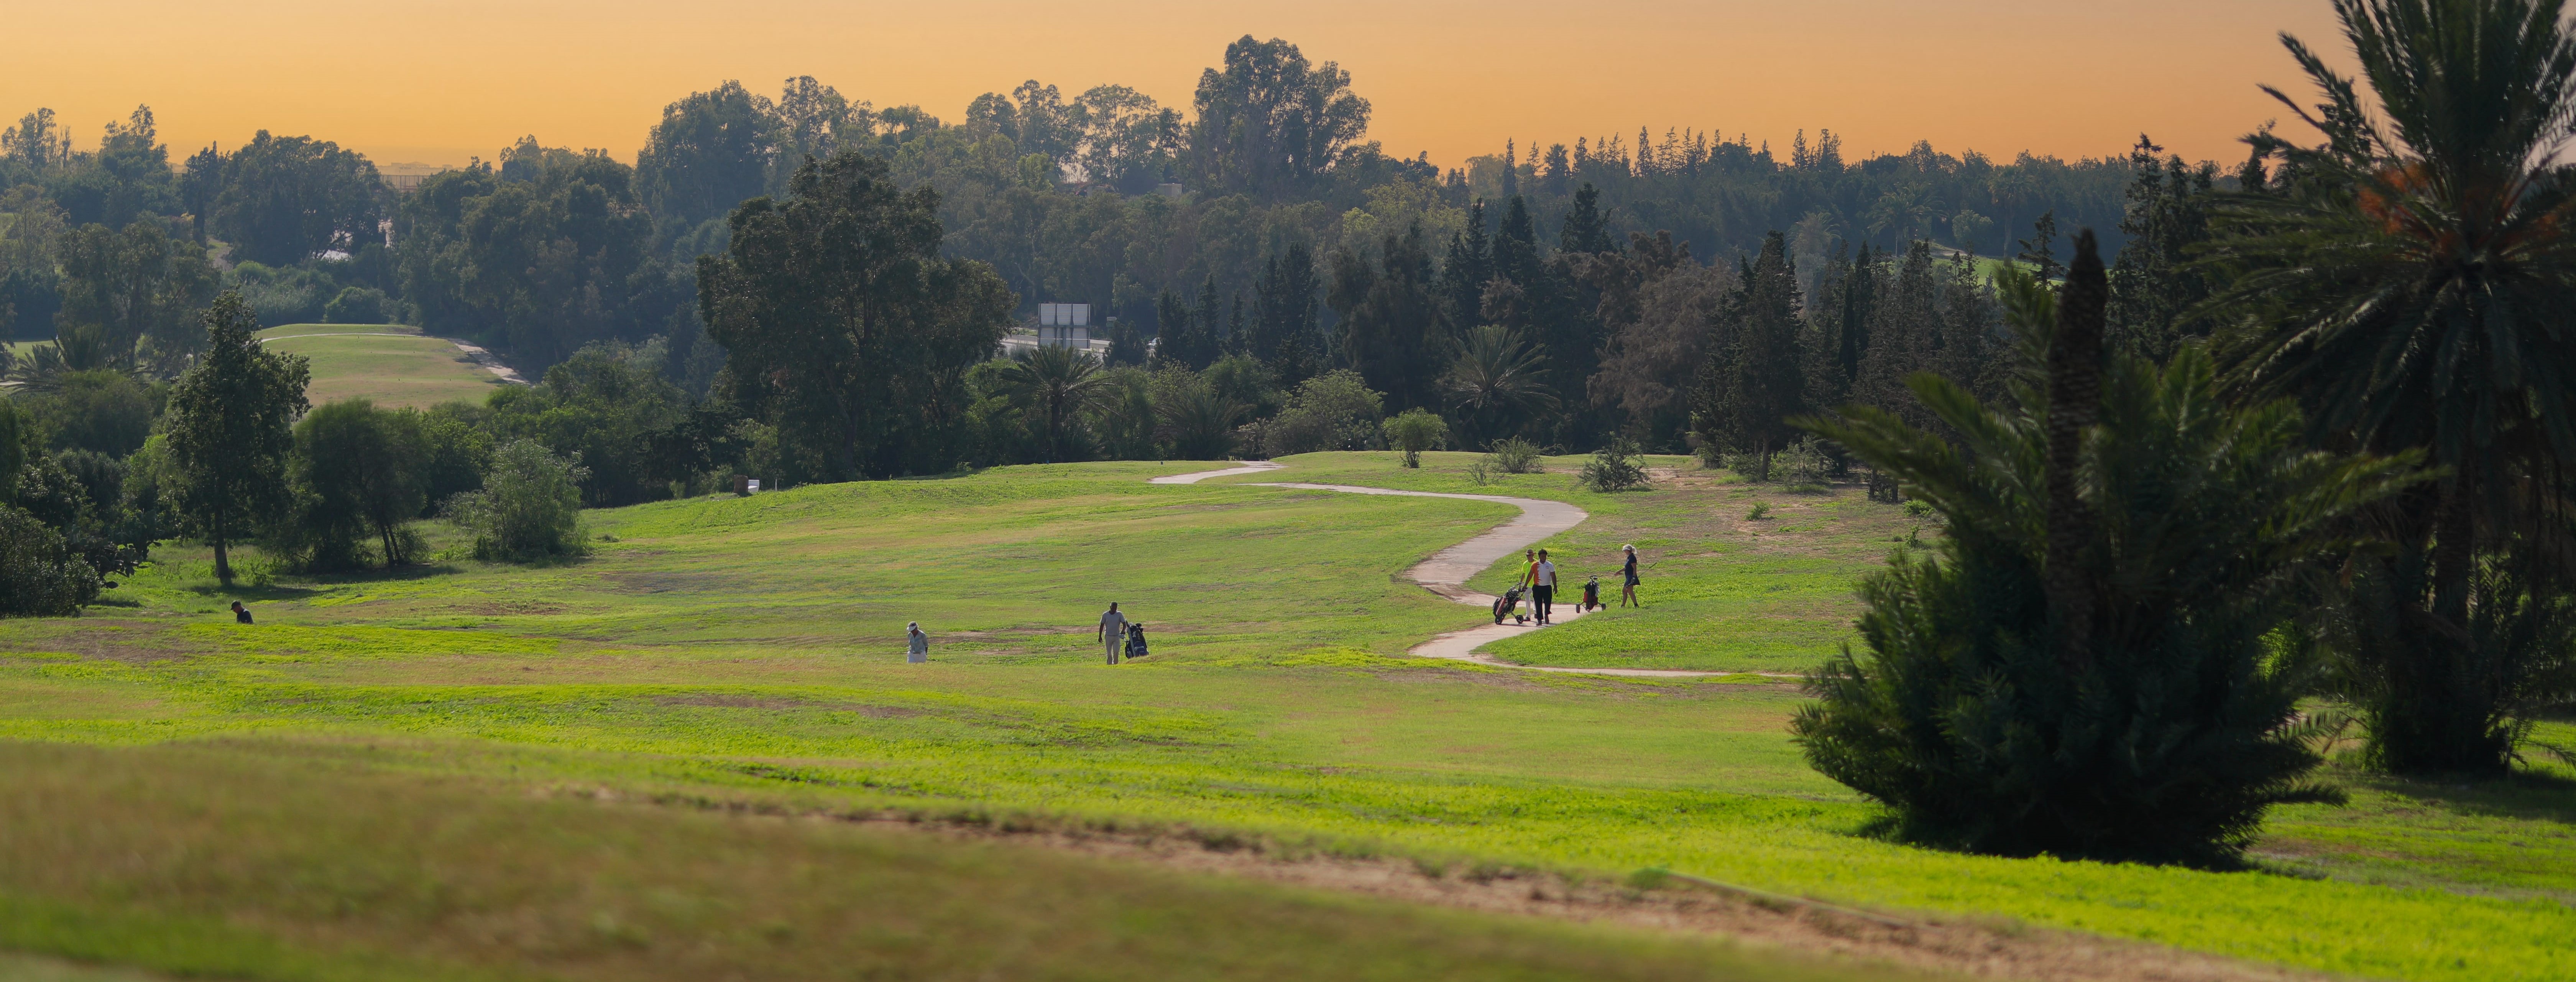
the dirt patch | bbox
[0,620,214,665]
[862,818,2328,982]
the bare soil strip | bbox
[834,813,2332,982]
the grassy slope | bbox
[0,741,1868,982]
[0,457,2569,980]
[255,323,507,410]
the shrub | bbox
[1793,260,2422,865]
[1488,437,1543,474]
[1773,436,1830,487]
[1579,437,1650,492]
[444,439,589,562]
[322,286,393,325]
[1380,408,1449,468]
[1745,502,1770,520]
[1266,370,1386,456]
[0,505,99,616]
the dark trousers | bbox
[1532,585,1554,622]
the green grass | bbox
[255,324,508,410]
[0,456,2570,980]
[1210,452,1915,674]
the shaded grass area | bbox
[1210,452,1917,674]
[255,323,508,410]
[0,457,2570,980]
[0,740,1884,982]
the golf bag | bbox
[1124,624,1150,660]
[1581,576,1601,612]
[1492,587,1525,625]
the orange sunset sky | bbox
[12,0,2347,171]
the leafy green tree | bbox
[398,140,683,365]
[484,340,689,506]
[445,439,587,562]
[164,291,309,584]
[1187,36,1370,199]
[51,220,217,372]
[46,106,177,230]
[2206,0,2576,774]
[1380,407,1449,468]
[290,400,426,567]
[0,505,96,616]
[997,344,1111,462]
[637,81,781,244]
[698,150,1015,480]
[1265,369,1385,455]
[1795,249,2421,865]
[23,369,155,457]
[208,131,387,268]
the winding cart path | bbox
[1150,461,1739,678]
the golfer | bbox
[907,622,929,663]
[1098,602,1128,664]
[230,601,253,624]
[1621,544,1643,608]
[1532,549,1559,625]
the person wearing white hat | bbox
[906,622,930,663]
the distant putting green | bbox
[255,323,513,410]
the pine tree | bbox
[2016,211,2064,282]
[1493,196,1541,287]
[1692,232,1806,475]
[1330,224,1447,411]
[1541,143,1571,196]
[2105,136,2220,363]
[1559,183,1613,255]
[1438,200,1492,331]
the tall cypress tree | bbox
[1193,276,1223,355]
[1493,196,1541,287]
[1438,200,1492,330]
[1254,242,1322,385]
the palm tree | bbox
[2204,0,2576,773]
[1439,324,1557,447]
[996,344,1111,463]
[1157,384,1247,460]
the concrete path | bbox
[1157,462,1732,679]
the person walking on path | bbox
[1531,549,1558,625]
[1517,548,1538,591]
[906,622,930,663]
[1620,544,1643,608]
[1098,602,1128,665]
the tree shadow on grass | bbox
[2338,765,2576,827]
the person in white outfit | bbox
[906,622,929,663]
[1532,549,1559,625]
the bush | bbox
[444,439,589,562]
[0,505,100,616]
[1579,437,1650,492]
[1796,334,2420,865]
[1265,370,1385,456]
[322,286,393,325]
[1380,408,1449,468]
[1773,436,1830,487]
[1488,437,1543,474]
